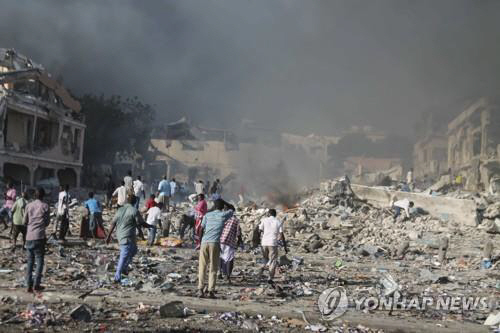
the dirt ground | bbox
[0,199,496,332]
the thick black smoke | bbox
[1,0,499,136]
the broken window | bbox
[34,118,58,150]
[73,128,81,158]
[473,131,481,157]
[60,125,73,155]
[4,109,33,151]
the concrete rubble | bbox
[0,179,499,332]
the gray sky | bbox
[1,0,499,136]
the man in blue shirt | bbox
[157,176,171,212]
[85,192,102,238]
[197,199,233,298]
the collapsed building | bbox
[413,134,448,181]
[0,49,85,188]
[448,97,500,191]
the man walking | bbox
[55,185,70,241]
[258,209,288,283]
[0,182,16,231]
[85,192,103,238]
[219,203,242,285]
[106,194,150,283]
[24,188,50,292]
[11,191,28,251]
[113,181,127,207]
[194,193,208,249]
[145,202,163,246]
[124,171,133,194]
[157,176,171,211]
[133,176,146,210]
[194,180,204,196]
[197,199,233,298]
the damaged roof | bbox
[0,48,81,112]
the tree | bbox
[79,94,155,167]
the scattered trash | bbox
[70,304,92,322]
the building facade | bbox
[448,97,500,190]
[0,49,85,187]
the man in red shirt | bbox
[143,194,156,212]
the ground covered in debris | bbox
[0,181,499,332]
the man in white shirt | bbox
[146,202,163,246]
[258,209,288,282]
[392,198,414,219]
[133,176,145,209]
[113,181,127,207]
[407,168,414,191]
[54,185,70,240]
[194,180,204,195]
[124,171,133,194]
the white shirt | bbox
[133,179,144,197]
[194,182,204,195]
[57,191,68,216]
[259,216,284,247]
[170,181,177,195]
[146,206,162,226]
[394,199,411,218]
[113,186,127,206]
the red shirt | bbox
[144,198,155,210]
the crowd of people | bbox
[0,172,286,298]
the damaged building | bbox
[448,97,500,191]
[413,134,448,181]
[0,49,85,188]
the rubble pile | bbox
[0,180,499,331]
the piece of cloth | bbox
[201,210,234,244]
[259,216,284,247]
[157,180,171,197]
[85,198,101,214]
[220,243,236,263]
[112,204,141,245]
[114,242,137,282]
[220,216,241,249]
[194,182,204,195]
[198,243,220,292]
[11,197,27,226]
[393,199,411,218]
[26,239,45,288]
[146,206,162,226]
[3,188,16,209]
[261,245,278,279]
[113,186,127,206]
[24,200,50,241]
[124,175,133,192]
[147,226,157,246]
[57,191,68,216]
[133,179,144,197]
